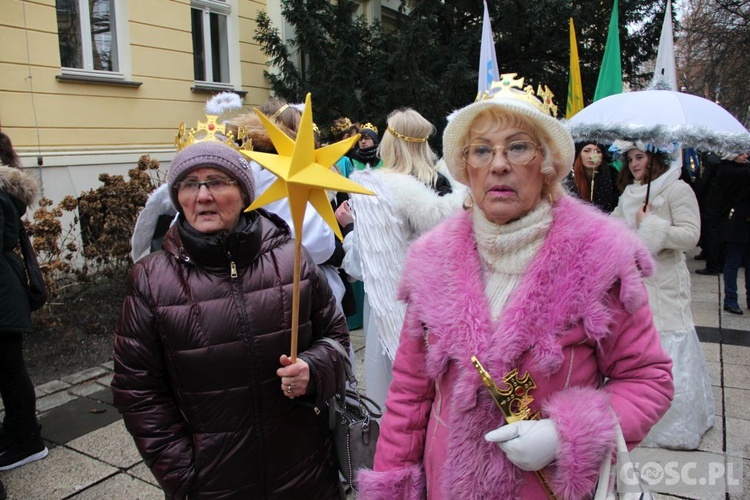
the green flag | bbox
[594,0,622,101]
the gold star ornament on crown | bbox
[241,93,375,241]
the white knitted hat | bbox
[443,82,574,186]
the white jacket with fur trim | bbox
[614,178,700,332]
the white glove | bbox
[484,419,559,471]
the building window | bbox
[55,0,130,80]
[192,0,231,86]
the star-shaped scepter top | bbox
[241,93,375,240]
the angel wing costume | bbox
[343,167,464,409]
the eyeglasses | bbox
[462,140,540,169]
[175,178,237,195]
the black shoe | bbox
[0,429,48,471]
[724,305,744,315]
[696,268,720,276]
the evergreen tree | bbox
[255,0,666,151]
[254,0,380,133]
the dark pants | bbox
[0,333,38,434]
[701,214,724,272]
[723,241,750,309]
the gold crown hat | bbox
[175,114,253,152]
[360,122,378,135]
[330,117,354,137]
[359,122,379,144]
[442,73,574,186]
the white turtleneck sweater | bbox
[472,201,553,320]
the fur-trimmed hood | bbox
[0,166,39,208]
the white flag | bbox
[477,0,500,100]
[651,0,677,90]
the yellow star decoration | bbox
[241,93,375,241]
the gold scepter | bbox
[471,356,556,500]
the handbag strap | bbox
[316,337,356,394]
[17,225,43,284]
[316,337,383,419]
[18,225,35,261]
[345,389,383,419]
[594,414,652,500]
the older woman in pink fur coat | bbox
[356,76,674,500]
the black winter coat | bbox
[111,210,349,499]
[718,160,750,243]
[563,164,619,213]
[0,166,38,334]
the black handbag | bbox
[318,337,382,489]
[18,226,48,311]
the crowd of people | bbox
[2,77,747,498]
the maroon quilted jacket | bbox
[112,211,349,499]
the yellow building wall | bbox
[0,0,271,204]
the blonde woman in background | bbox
[337,108,464,410]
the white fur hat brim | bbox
[442,97,574,186]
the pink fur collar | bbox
[399,196,652,379]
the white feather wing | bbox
[130,184,177,262]
[348,171,409,360]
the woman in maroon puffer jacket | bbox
[111,141,350,499]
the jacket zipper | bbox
[228,252,238,279]
[226,248,268,497]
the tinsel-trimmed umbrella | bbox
[566,89,750,152]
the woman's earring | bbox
[462,194,474,210]
[548,193,554,205]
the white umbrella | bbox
[566,89,750,152]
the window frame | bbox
[57,0,132,81]
[191,0,240,90]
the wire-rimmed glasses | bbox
[175,178,238,195]
[462,140,540,169]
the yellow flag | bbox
[566,18,584,119]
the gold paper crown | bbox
[330,117,354,137]
[174,114,253,152]
[360,122,378,135]
[478,73,558,117]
